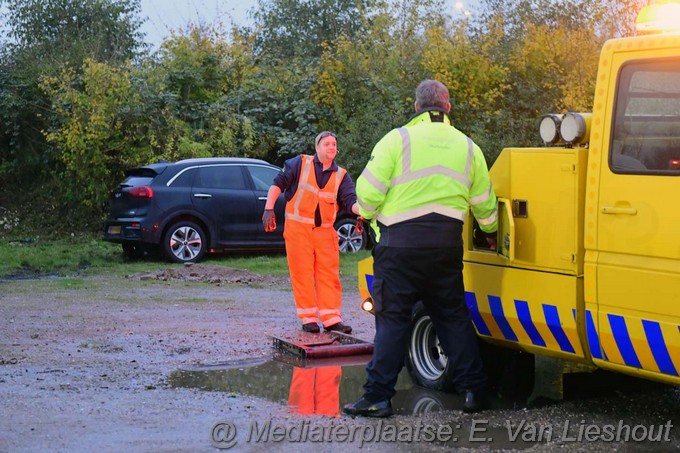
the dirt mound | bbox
[131,263,289,286]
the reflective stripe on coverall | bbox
[284,154,347,327]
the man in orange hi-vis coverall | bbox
[263,131,359,333]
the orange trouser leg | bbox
[313,227,343,327]
[313,366,342,416]
[288,367,315,415]
[284,221,318,324]
[288,366,342,416]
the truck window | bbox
[610,59,680,174]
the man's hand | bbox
[262,209,276,232]
[486,236,497,251]
[351,202,359,215]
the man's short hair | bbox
[315,131,336,147]
[415,80,450,110]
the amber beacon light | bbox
[636,0,680,34]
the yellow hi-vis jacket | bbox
[356,110,498,233]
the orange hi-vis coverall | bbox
[284,154,346,328]
[288,366,342,416]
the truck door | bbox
[595,54,680,383]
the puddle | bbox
[168,354,540,450]
[168,355,378,411]
[168,356,530,413]
[167,338,667,450]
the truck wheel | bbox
[163,221,206,263]
[405,303,455,391]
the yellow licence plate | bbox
[108,226,121,235]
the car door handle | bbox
[258,197,267,201]
[193,193,212,199]
[601,206,637,215]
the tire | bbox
[405,303,455,391]
[335,217,367,253]
[162,221,207,263]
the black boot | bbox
[325,322,352,334]
[343,396,393,418]
[302,322,320,333]
[463,390,490,413]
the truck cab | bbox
[358,4,680,397]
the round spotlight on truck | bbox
[559,112,592,145]
[539,114,564,145]
[361,298,375,314]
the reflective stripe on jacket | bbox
[285,154,347,227]
[356,110,498,233]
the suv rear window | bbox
[168,168,196,187]
[247,165,280,191]
[119,175,154,188]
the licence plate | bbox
[107,226,121,235]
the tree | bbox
[255,0,446,173]
[0,0,652,233]
[3,0,143,66]
[0,0,145,208]
[142,23,260,161]
[248,0,374,60]
[421,19,508,140]
[40,59,153,213]
[469,0,622,157]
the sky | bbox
[139,0,259,48]
[138,0,478,49]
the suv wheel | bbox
[405,303,455,391]
[335,217,367,253]
[163,221,207,263]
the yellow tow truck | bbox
[358,1,680,399]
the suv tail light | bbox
[129,186,154,198]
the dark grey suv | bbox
[103,157,368,262]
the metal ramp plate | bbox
[272,331,374,360]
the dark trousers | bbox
[363,244,487,400]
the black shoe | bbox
[463,390,490,413]
[343,396,393,418]
[302,322,320,333]
[325,322,352,334]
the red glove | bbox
[355,217,364,235]
[262,210,277,232]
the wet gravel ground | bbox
[1,266,678,452]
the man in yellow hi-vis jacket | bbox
[344,80,498,418]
